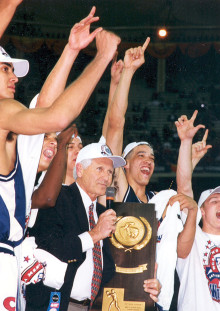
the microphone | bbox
[106,187,115,209]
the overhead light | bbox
[158,28,167,38]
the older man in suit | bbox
[26,142,126,311]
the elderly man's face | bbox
[78,158,114,201]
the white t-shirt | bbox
[177,226,220,311]
[149,190,183,310]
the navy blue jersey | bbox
[123,185,155,203]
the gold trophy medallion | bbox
[110,216,152,252]
[115,216,145,246]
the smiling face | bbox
[76,158,114,201]
[37,133,58,173]
[0,62,18,99]
[125,145,155,188]
[201,193,220,234]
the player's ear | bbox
[200,204,205,216]
[124,159,129,169]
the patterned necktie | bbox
[89,203,102,308]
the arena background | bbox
[1,0,220,201]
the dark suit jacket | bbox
[26,183,115,311]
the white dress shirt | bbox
[70,183,103,300]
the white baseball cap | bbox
[198,186,220,208]
[122,141,154,159]
[71,134,82,143]
[0,46,29,77]
[76,143,126,168]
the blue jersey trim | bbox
[0,149,26,247]
[0,153,19,182]
[123,185,155,203]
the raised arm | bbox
[106,37,150,156]
[102,54,124,138]
[0,30,121,135]
[31,125,77,209]
[176,110,205,197]
[0,0,23,38]
[37,7,102,108]
[105,38,150,201]
[175,111,212,258]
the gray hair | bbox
[73,159,92,180]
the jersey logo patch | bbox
[203,240,220,303]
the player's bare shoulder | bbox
[0,98,27,129]
[0,98,26,112]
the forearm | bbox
[48,52,112,129]
[0,2,18,38]
[37,44,79,108]
[102,80,118,138]
[32,144,67,209]
[177,208,197,258]
[106,68,134,154]
[3,53,112,135]
[176,139,193,197]
[110,68,134,124]
[192,156,201,170]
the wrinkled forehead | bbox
[91,157,114,167]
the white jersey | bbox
[177,226,220,310]
[16,94,44,310]
[0,148,26,310]
[0,152,25,247]
[149,190,183,310]
[17,94,44,220]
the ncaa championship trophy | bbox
[92,200,157,311]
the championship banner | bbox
[93,202,157,311]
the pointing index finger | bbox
[142,37,150,52]
[89,6,96,17]
[202,129,209,142]
[81,6,97,25]
[190,110,198,123]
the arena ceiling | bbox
[13,0,220,27]
[7,0,220,43]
